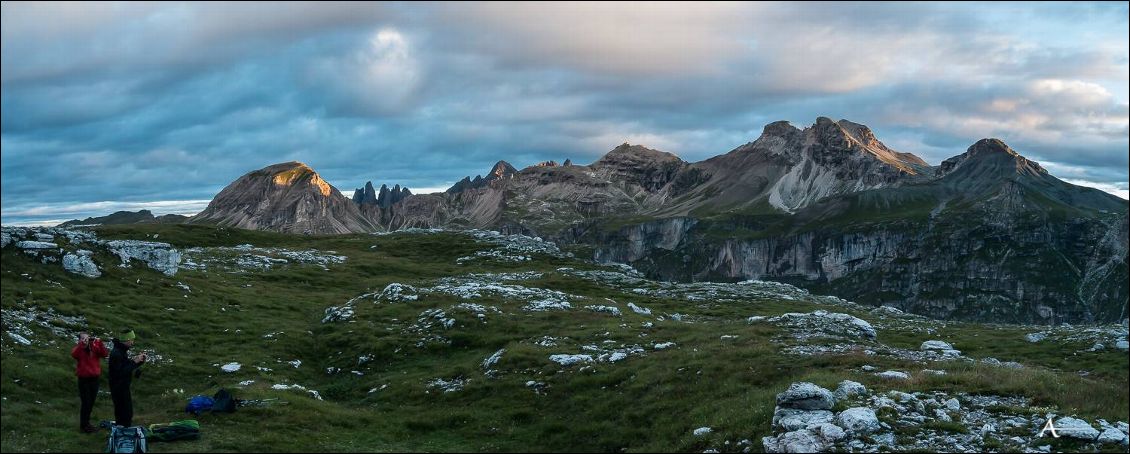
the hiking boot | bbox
[82,424,98,433]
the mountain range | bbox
[70,117,1129,323]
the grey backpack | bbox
[106,425,147,453]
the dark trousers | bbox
[110,386,133,427]
[77,377,99,428]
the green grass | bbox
[1,224,1126,452]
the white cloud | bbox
[1028,79,1113,106]
[307,27,422,115]
[361,29,421,108]
[3,219,76,228]
[410,185,453,195]
[1062,179,1129,200]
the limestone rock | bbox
[16,241,58,250]
[835,407,880,434]
[106,240,181,276]
[814,423,845,443]
[834,380,868,399]
[1052,416,1098,440]
[773,408,833,431]
[763,429,823,453]
[767,310,876,339]
[1097,428,1126,444]
[776,382,836,411]
[62,251,101,278]
[876,370,910,380]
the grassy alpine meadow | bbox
[1,224,1127,452]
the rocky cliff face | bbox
[189,162,375,234]
[579,213,1126,324]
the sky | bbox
[2,1,1127,226]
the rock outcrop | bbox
[106,240,181,276]
[763,381,1130,452]
[353,182,411,208]
[62,250,101,278]
[446,160,518,194]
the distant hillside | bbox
[57,210,188,227]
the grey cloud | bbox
[1,2,396,85]
[2,2,1127,225]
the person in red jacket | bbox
[71,332,109,433]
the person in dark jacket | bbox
[108,329,146,427]
[71,332,109,433]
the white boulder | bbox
[835,407,880,434]
[1053,416,1099,440]
[106,240,180,276]
[16,241,58,250]
[775,382,836,410]
[876,370,910,380]
[1097,428,1127,444]
[773,408,833,431]
[833,380,868,399]
[763,429,823,453]
[767,310,876,339]
[549,354,593,366]
[62,251,101,278]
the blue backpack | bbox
[185,395,214,415]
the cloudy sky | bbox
[2,2,1127,225]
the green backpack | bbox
[146,419,200,442]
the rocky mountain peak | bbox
[836,119,879,146]
[966,138,1020,157]
[189,161,373,234]
[810,117,857,149]
[447,160,519,194]
[447,176,475,194]
[257,161,333,197]
[592,144,686,192]
[761,120,802,140]
[489,160,518,180]
[353,181,378,206]
[937,138,1048,179]
[804,118,927,172]
[367,183,411,208]
[596,143,683,168]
